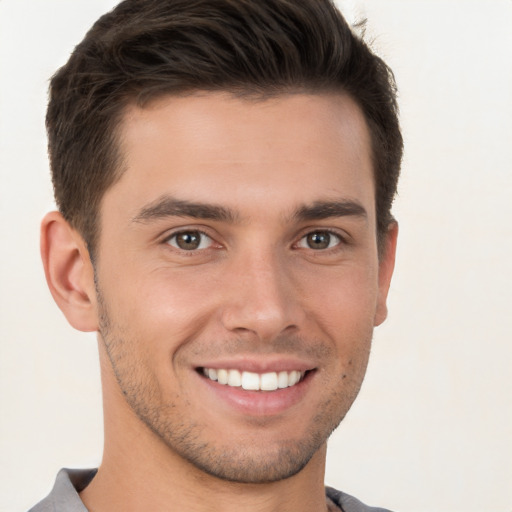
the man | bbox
[31,0,402,510]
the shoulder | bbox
[326,486,395,512]
[28,468,96,512]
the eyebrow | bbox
[292,200,367,222]
[132,195,367,225]
[132,196,239,223]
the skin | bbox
[41,92,397,512]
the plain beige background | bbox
[1,1,511,511]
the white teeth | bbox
[227,369,242,387]
[241,371,260,390]
[277,371,289,389]
[289,370,300,386]
[217,368,229,385]
[201,368,305,391]
[260,372,278,391]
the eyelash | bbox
[163,229,215,251]
[295,229,345,251]
[161,228,348,254]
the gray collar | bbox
[29,468,393,512]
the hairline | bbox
[85,87,392,262]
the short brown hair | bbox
[47,0,402,258]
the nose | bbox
[220,248,305,342]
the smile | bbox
[201,368,306,391]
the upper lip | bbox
[195,356,316,374]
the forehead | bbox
[107,92,375,223]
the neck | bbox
[83,446,330,512]
[81,345,331,512]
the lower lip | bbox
[196,371,314,417]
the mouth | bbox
[195,362,317,416]
[198,367,308,391]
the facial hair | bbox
[96,286,371,483]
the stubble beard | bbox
[96,290,370,484]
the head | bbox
[46,0,402,261]
[42,0,402,487]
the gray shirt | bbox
[29,468,393,512]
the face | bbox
[93,92,395,483]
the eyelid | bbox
[161,226,222,251]
[294,228,349,250]
[168,231,211,250]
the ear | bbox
[40,211,98,332]
[374,221,398,326]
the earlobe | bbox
[374,222,399,326]
[40,211,98,332]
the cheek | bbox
[99,262,223,351]
[299,264,379,331]
[97,246,380,363]
[298,264,378,382]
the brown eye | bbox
[298,231,341,250]
[167,231,212,251]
